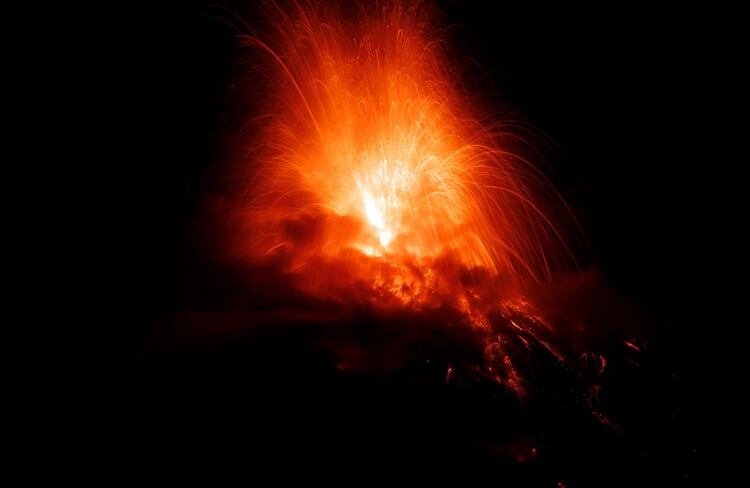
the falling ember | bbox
[228,0,584,397]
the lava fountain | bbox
[225,0,590,398]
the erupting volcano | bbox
[95,1,722,482]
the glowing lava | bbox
[232,0,578,312]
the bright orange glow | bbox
[234,0,577,310]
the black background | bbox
[84,1,738,484]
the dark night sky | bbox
[84,1,738,483]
